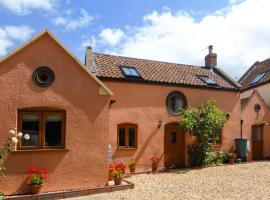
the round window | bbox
[166,91,187,115]
[254,103,261,113]
[32,66,55,87]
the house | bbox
[86,45,241,169]
[0,29,246,195]
[0,30,112,195]
[239,59,270,160]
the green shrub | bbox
[113,170,124,178]
[0,192,4,200]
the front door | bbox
[252,125,263,160]
[164,123,185,167]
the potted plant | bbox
[27,166,48,194]
[128,160,137,173]
[113,170,124,185]
[108,164,114,181]
[150,156,160,172]
[228,153,236,164]
[115,162,126,174]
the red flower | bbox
[150,156,160,164]
[40,169,48,174]
[28,166,37,173]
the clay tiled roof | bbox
[91,53,239,90]
[239,58,270,90]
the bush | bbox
[0,192,3,200]
[203,151,228,166]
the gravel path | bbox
[69,162,270,200]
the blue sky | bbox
[0,0,269,78]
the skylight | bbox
[120,66,141,78]
[197,75,218,86]
[251,71,266,84]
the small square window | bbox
[197,75,218,86]
[171,132,177,144]
[120,66,141,78]
[251,72,266,84]
[117,124,137,148]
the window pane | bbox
[45,114,63,146]
[171,132,177,144]
[118,127,126,147]
[21,114,39,147]
[122,67,132,76]
[128,127,136,147]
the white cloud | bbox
[52,9,93,31]
[0,0,56,15]
[0,25,34,55]
[100,0,270,79]
[99,28,125,46]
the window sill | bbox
[11,148,69,153]
[116,147,137,151]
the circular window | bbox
[254,103,261,113]
[32,66,55,87]
[166,91,187,115]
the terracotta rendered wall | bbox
[103,80,241,169]
[241,92,270,160]
[0,33,110,195]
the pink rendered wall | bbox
[241,92,270,160]
[0,33,110,195]
[104,80,241,169]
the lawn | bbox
[69,162,270,200]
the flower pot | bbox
[152,163,158,172]
[108,170,114,181]
[229,159,235,164]
[114,177,123,185]
[129,167,135,173]
[29,185,43,194]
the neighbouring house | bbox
[0,30,112,195]
[239,59,270,160]
[86,45,242,170]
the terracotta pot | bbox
[114,177,123,185]
[108,170,114,181]
[152,163,158,172]
[129,167,135,173]
[229,159,235,164]
[29,185,43,194]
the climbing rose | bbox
[17,132,23,138]
[11,137,18,144]
[24,134,30,140]
[9,130,15,135]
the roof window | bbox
[120,66,141,78]
[197,75,218,86]
[251,71,266,84]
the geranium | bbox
[150,156,160,164]
[27,166,48,186]
[114,162,126,174]
[109,164,114,172]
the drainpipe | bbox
[240,120,244,139]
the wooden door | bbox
[252,125,263,160]
[164,123,185,167]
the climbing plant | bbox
[179,99,228,166]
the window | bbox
[117,124,137,148]
[166,91,187,115]
[32,66,55,87]
[208,129,222,145]
[171,132,177,144]
[120,66,141,78]
[251,72,266,84]
[18,109,65,149]
[197,75,218,86]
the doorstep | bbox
[4,179,134,200]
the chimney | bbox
[205,45,217,67]
[85,46,92,69]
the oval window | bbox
[166,91,187,115]
[32,66,55,87]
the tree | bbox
[179,99,228,166]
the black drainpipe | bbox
[240,120,244,139]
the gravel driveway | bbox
[68,162,270,200]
